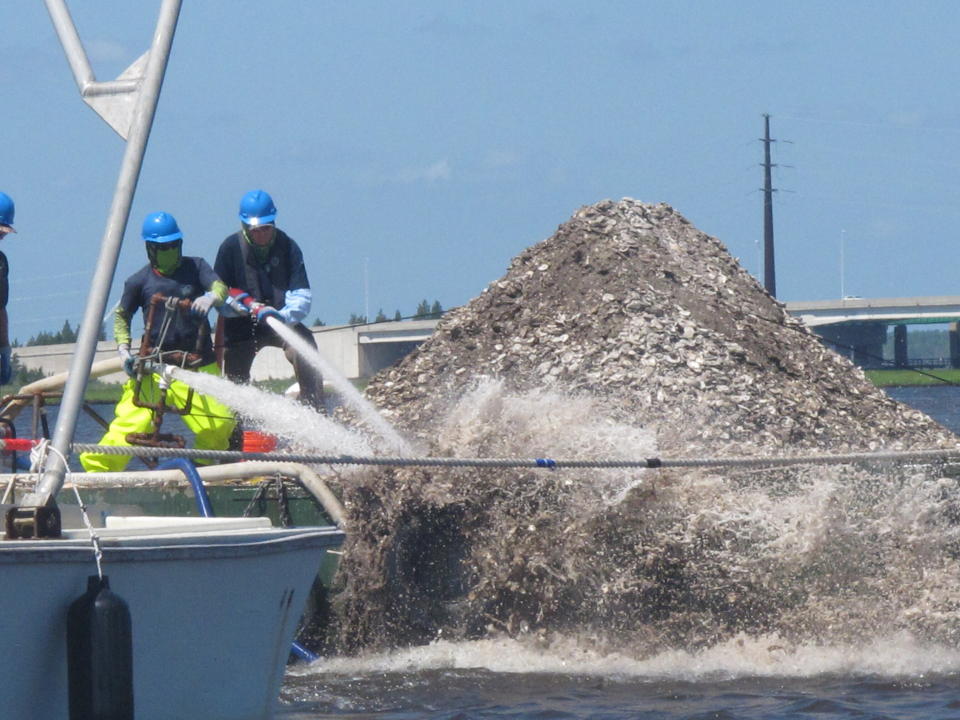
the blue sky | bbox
[4,1,960,344]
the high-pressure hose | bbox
[155,458,213,518]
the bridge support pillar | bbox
[893,325,908,368]
[950,323,960,369]
[813,322,887,368]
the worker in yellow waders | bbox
[80,211,236,472]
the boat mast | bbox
[23,0,183,509]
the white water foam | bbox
[437,378,659,505]
[168,366,374,456]
[291,632,960,680]
[264,317,413,454]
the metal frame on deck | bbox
[21,0,183,510]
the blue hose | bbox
[157,458,321,664]
[290,641,319,663]
[156,458,214,518]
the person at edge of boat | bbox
[0,192,17,386]
[79,211,236,473]
[214,188,325,412]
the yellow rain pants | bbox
[79,362,236,473]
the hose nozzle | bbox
[227,287,280,324]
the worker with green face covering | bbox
[79,211,236,472]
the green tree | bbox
[58,319,77,343]
[393,310,402,321]
[413,299,431,320]
[374,308,388,323]
[348,313,367,325]
[311,317,326,327]
[26,319,78,346]
[5,353,45,388]
[430,300,443,319]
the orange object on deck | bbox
[242,431,277,453]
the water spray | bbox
[165,366,375,457]
[262,316,412,454]
[226,288,412,454]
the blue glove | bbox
[118,344,136,378]
[0,346,10,385]
[255,306,283,325]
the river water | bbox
[275,385,960,720]
[885,386,960,434]
[38,387,960,719]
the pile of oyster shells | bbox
[367,198,955,455]
[326,199,960,656]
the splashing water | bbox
[167,366,374,456]
[263,316,412,454]
[333,375,960,658]
[437,378,658,505]
[291,632,960,680]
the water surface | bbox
[35,386,960,719]
[273,386,960,720]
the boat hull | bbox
[1,519,343,720]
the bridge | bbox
[785,295,960,369]
[14,319,441,384]
[14,296,960,384]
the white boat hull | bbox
[1,517,343,720]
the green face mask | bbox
[148,240,182,276]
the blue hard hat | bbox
[238,189,277,226]
[0,192,15,230]
[141,211,183,243]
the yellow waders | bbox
[79,362,236,473]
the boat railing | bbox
[2,460,345,529]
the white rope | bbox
[29,437,53,474]
[36,440,104,578]
[67,478,105,580]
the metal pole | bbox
[840,229,846,299]
[763,115,777,297]
[43,0,95,91]
[25,0,183,507]
[762,114,776,297]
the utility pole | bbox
[363,256,370,321]
[840,229,846,298]
[761,113,777,297]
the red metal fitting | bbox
[242,431,277,453]
[0,438,37,453]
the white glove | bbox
[191,292,216,317]
[118,343,136,377]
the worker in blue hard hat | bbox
[79,211,236,472]
[0,192,16,386]
[214,189,325,411]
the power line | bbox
[780,114,960,135]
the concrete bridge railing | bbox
[12,319,442,384]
